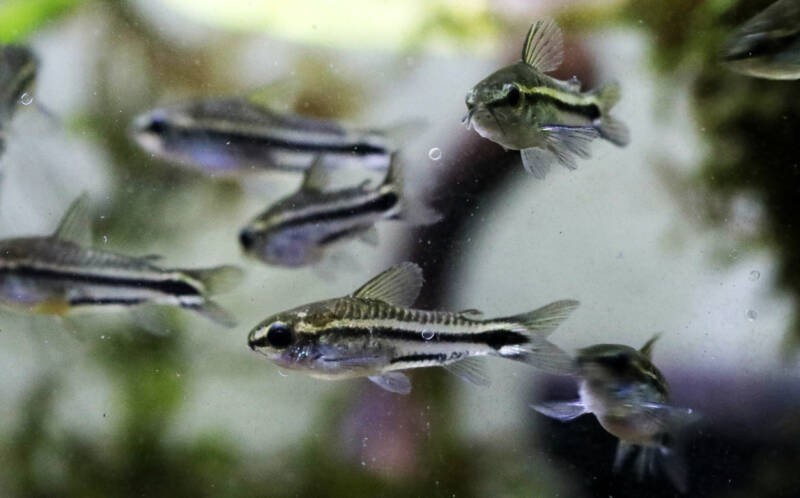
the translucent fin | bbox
[502,299,580,337]
[189,300,237,328]
[593,80,622,113]
[358,226,379,246]
[385,154,442,226]
[457,308,484,318]
[300,156,330,192]
[521,18,564,73]
[182,265,243,295]
[541,125,599,170]
[130,306,173,336]
[498,300,580,375]
[659,445,689,493]
[521,147,556,179]
[351,261,423,306]
[530,399,587,421]
[368,372,411,394]
[444,357,490,387]
[379,119,427,151]
[247,77,301,114]
[613,441,637,474]
[639,333,662,359]
[52,192,93,246]
[595,114,630,147]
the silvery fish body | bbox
[248,262,579,393]
[721,0,800,79]
[0,44,37,156]
[131,97,406,174]
[532,335,695,492]
[239,156,439,267]
[0,195,242,327]
[464,19,629,179]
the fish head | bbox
[576,343,668,407]
[464,62,534,148]
[247,302,334,371]
[130,106,182,155]
[239,218,321,268]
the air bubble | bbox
[749,270,760,281]
[421,330,434,341]
[428,147,442,161]
[20,93,33,105]
[746,309,758,321]
[103,235,108,244]
[277,369,288,377]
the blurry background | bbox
[0,0,799,496]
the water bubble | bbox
[749,270,761,281]
[103,235,108,244]
[277,369,288,377]
[428,147,442,161]
[421,330,434,341]
[746,309,758,321]
[225,140,231,146]
[19,93,33,106]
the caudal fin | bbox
[592,81,629,147]
[383,154,442,226]
[499,299,580,375]
[182,265,244,295]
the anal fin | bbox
[368,372,411,394]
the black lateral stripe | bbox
[322,326,529,350]
[533,93,601,120]
[69,297,146,306]
[281,191,399,229]
[390,353,447,364]
[1,266,201,296]
[176,125,389,156]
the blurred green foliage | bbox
[0,0,82,42]
[624,0,800,351]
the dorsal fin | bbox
[351,262,423,307]
[521,18,564,73]
[300,156,330,192]
[247,77,300,114]
[640,333,662,359]
[52,193,93,245]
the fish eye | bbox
[239,229,255,250]
[146,115,168,135]
[266,322,293,348]
[504,85,521,106]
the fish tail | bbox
[498,299,579,375]
[615,442,688,493]
[592,81,629,147]
[187,300,238,328]
[380,119,427,151]
[384,155,442,226]
[181,265,243,295]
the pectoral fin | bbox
[368,372,412,394]
[530,399,587,421]
[540,125,599,171]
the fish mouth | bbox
[462,108,475,129]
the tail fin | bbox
[383,155,442,226]
[380,119,427,151]
[614,442,688,494]
[499,299,580,375]
[592,81,629,147]
[182,265,244,295]
[189,300,238,328]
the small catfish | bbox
[531,335,695,492]
[239,155,440,267]
[0,44,38,156]
[0,194,242,327]
[721,0,800,79]
[131,97,414,174]
[463,19,629,179]
[248,261,579,393]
